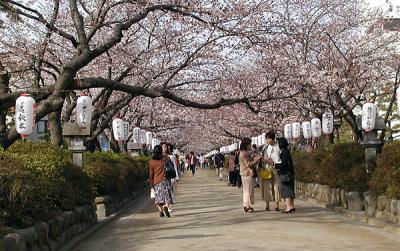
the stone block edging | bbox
[0,205,97,251]
[0,183,148,251]
[296,181,400,235]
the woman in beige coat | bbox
[239,137,262,212]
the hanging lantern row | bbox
[283,112,335,140]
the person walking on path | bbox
[199,154,205,169]
[149,145,173,218]
[234,149,242,188]
[239,138,262,212]
[188,152,197,176]
[214,149,225,181]
[262,131,281,211]
[275,138,296,213]
[227,151,236,186]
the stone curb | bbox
[297,194,400,235]
[59,187,149,251]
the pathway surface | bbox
[75,170,400,251]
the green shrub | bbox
[293,142,367,192]
[0,141,148,228]
[0,155,38,226]
[0,141,95,226]
[83,152,148,199]
[369,141,400,199]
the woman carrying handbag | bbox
[275,138,296,214]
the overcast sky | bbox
[367,0,400,8]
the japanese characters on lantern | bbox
[15,94,35,137]
[132,127,141,143]
[362,102,377,132]
[140,129,147,144]
[123,121,129,141]
[292,122,301,139]
[76,95,92,129]
[302,121,312,139]
[311,118,322,138]
[284,124,292,139]
[112,118,125,141]
[322,112,334,134]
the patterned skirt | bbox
[154,180,173,205]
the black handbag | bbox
[280,172,291,183]
[164,158,176,179]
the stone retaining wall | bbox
[0,205,96,251]
[296,181,400,234]
[295,181,364,210]
[364,192,400,227]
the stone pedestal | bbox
[62,123,91,168]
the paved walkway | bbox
[75,170,400,251]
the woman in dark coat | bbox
[275,138,295,213]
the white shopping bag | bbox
[150,188,156,199]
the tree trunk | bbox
[48,110,63,145]
[0,61,10,135]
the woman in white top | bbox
[262,131,281,211]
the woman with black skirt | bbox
[275,138,295,213]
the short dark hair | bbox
[152,145,163,160]
[168,143,174,154]
[277,138,289,149]
[265,131,275,140]
[240,137,252,151]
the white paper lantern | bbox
[146,132,153,145]
[284,124,292,139]
[256,135,262,146]
[261,133,266,145]
[322,112,334,134]
[112,118,125,141]
[140,129,147,144]
[123,121,129,141]
[292,122,301,139]
[76,95,92,129]
[151,138,159,149]
[302,121,312,139]
[132,127,141,143]
[311,118,322,138]
[397,87,400,115]
[362,102,377,132]
[15,94,35,137]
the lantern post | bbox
[62,123,90,168]
[357,103,385,175]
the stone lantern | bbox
[357,102,385,174]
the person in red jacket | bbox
[187,152,197,176]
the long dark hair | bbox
[277,137,289,149]
[152,145,163,160]
[240,137,252,151]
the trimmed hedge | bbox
[83,151,149,199]
[0,141,148,229]
[369,141,400,199]
[0,141,95,227]
[292,142,368,192]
